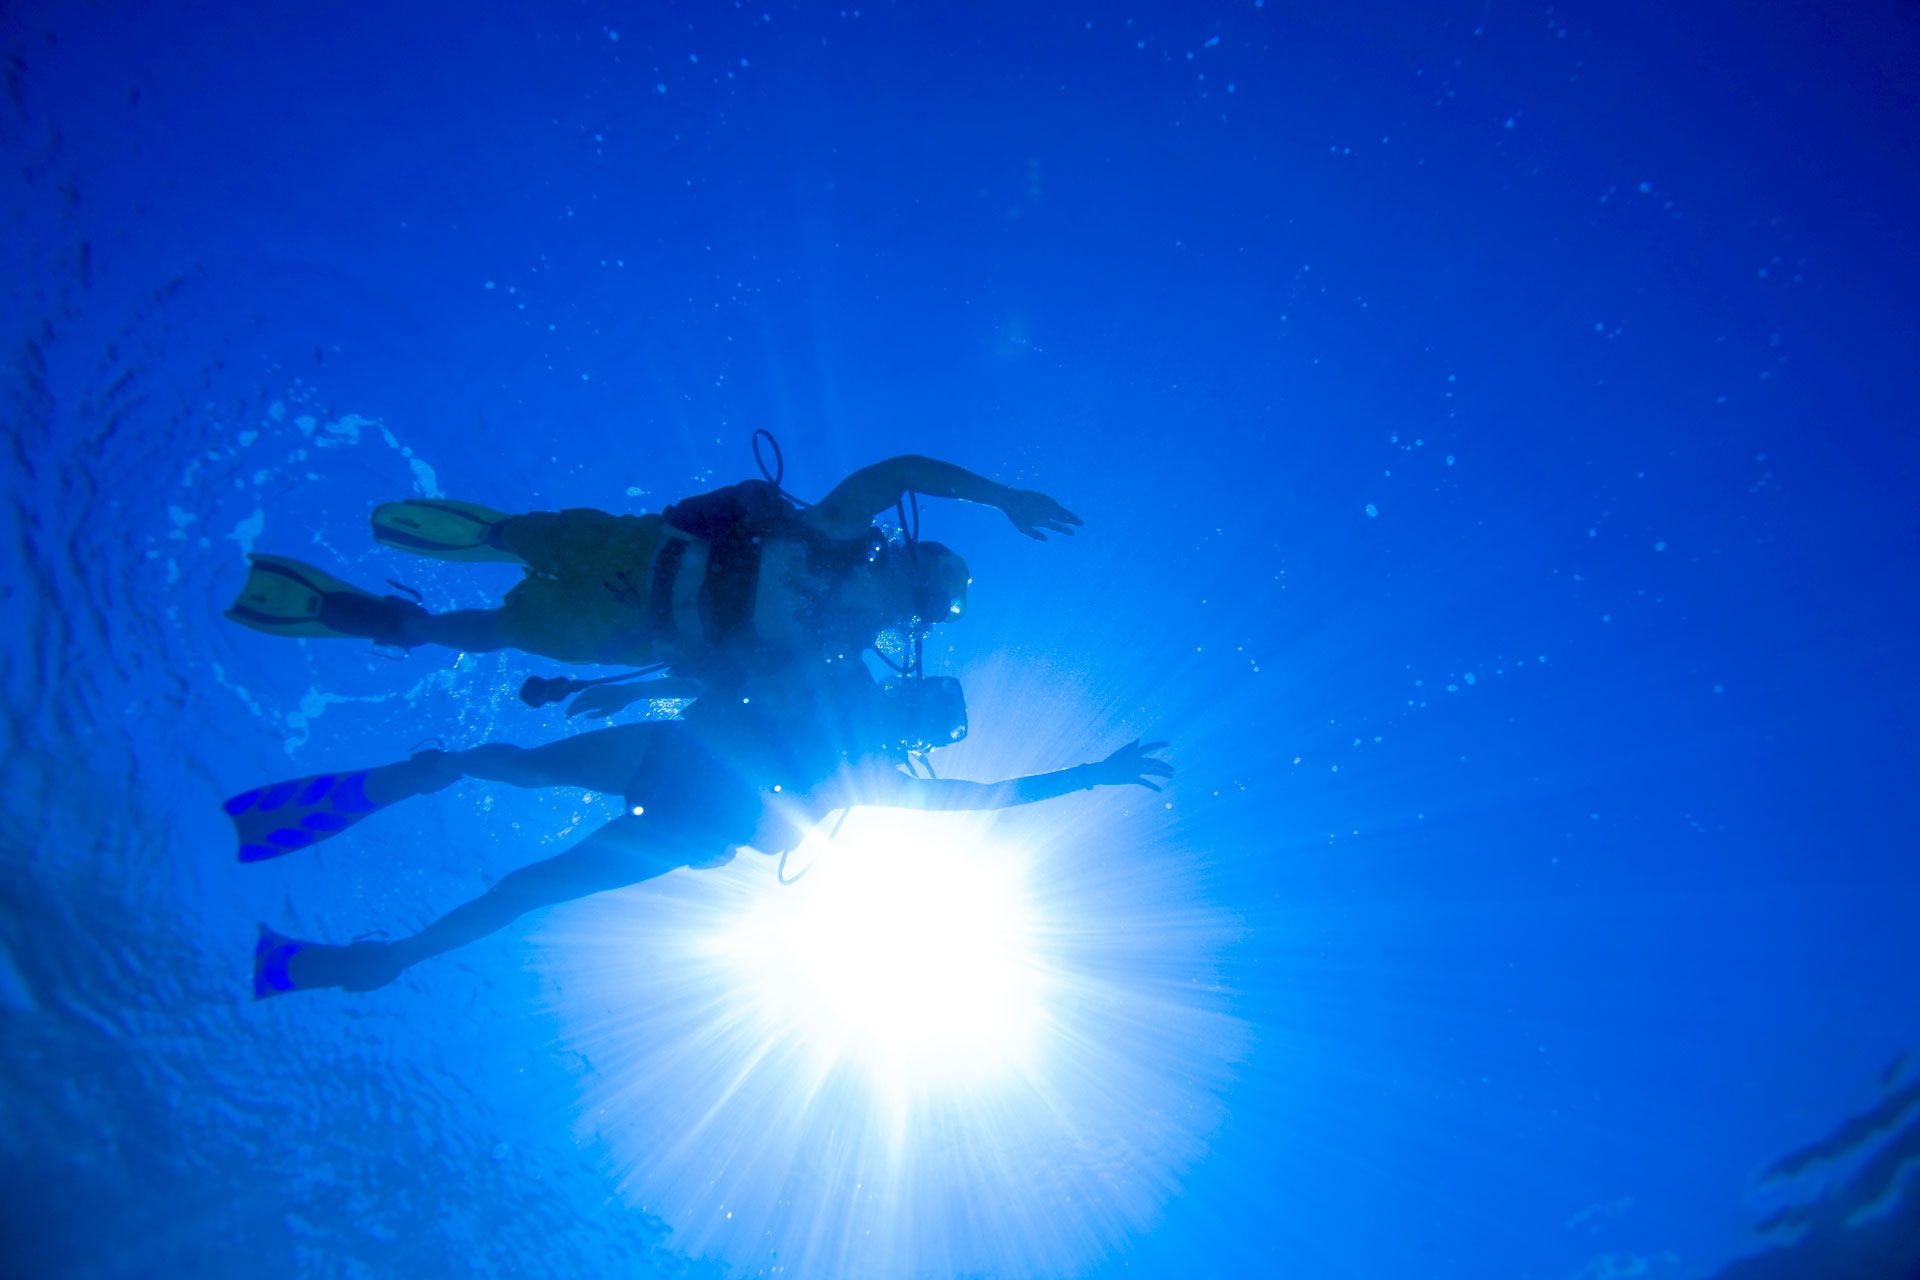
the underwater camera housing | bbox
[891,675,968,752]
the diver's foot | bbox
[227,554,427,646]
[254,925,405,997]
[317,590,430,649]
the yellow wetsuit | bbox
[371,488,872,669]
[491,508,673,665]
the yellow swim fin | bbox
[225,553,426,645]
[371,498,522,563]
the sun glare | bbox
[713,809,1048,1091]
[552,664,1240,1278]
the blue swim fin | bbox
[253,924,306,998]
[223,751,460,862]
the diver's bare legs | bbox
[444,724,667,798]
[290,815,721,990]
[387,816,699,972]
[284,725,685,991]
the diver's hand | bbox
[1000,488,1083,541]
[1087,740,1173,791]
[566,683,648,719]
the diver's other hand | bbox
[567,683,646,719]
[1000,488,1083,541]
[1089,739,1173,791]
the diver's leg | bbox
[446,724,665,797]
[389,816,685,970]
[371,507,605,654]
[402,607,514,652]
[488,511,667,667]
[285,816,707,991]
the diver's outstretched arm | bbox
[806,455,1082,541]
[282,816,711,993]
[864,740,1172,812]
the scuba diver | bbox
[225,445,1081,683]
[231,663,1171,996]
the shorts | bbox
[493,508,665,665]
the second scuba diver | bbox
[225,451,1081,685]
[233,663,1172,996]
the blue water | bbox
[4,2,1917,1277]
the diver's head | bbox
[881,675,969,752]
[896,540,970,624]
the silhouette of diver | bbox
[231,666,1170,996]
[225,449,1081,684]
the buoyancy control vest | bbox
[652,479,881,669]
